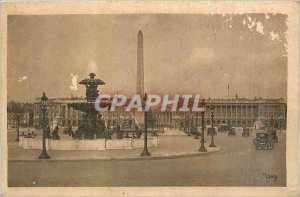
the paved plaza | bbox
[7,129,286,187]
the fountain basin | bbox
[18,136,159,151]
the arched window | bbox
[242,121,246,126]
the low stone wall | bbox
[18,137,23,147]
[131,138,144,149]
[18,136,159,151]
[106,138,132,150]
[77,139,106,151]
[50,140,77,150]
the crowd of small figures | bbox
[19,130,37,138]
[19,128,60,139]
[39,125,159,140]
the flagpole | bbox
[228,85,229,99]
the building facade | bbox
[7,112,31,128]
[33,96,287,130]
[33,97,133,129]
[152,97,287,129]
[33,97,85,129]
[7,101,34,128]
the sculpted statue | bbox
[51,125,60,140]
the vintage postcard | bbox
[1,1,299,196]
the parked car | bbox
[254,132,273,150]
[267,129,278,143]
[242,127,250,137]
[228,128,236,136]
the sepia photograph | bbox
[1,1,299,196]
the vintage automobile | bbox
[254,132,273,150]
[219,124,231,132]
[242,127,250,137]
[228,128,236,136]
[267,129,278,143]
[207,127,217,136]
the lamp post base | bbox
[38,150,51,160]
[199,144,207,152]
[209,135,217,147]
[124,133,131,138]
[140,149,151,157]
[39,154,51,160]
[209,143,217,147]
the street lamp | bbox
[140,93,151,157]
[186,116,190,136]
[209,105,217,147]
[199,99,207,152]
[15,114,20,142]
[195,114,199,139]
[279,121,282,133]
[39,92,50,159]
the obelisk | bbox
[135,30,145,125]
[137,30,144,97]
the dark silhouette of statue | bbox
[46,125,51,139]
[51,125,60,140]
[116,125,124,139]
[132,125,142,138]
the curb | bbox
[8,148,222,162]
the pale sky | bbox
[7,14,287,102]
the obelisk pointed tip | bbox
[138,30,143,36]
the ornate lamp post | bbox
[15,114,20,142]
[39,92,50,159]
[183,118,185,132]
[279,121,282,133]
[199,99,207,152]
[140,93,151,157]
[195,114,199,139]
[186,117,190,136]
[209,105,217,147]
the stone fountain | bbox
[70,73,107,139]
